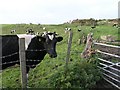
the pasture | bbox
[0,23,119,89]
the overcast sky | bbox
[0,0,119,24]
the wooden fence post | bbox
[81,33,93,58]
[19,38,27,88]
[66,31,73,66]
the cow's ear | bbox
[38,36,45,42]
[57,36,63,42]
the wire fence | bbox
[1,60,19,65]
[1,31,91,89]
[0,49,55,66]
[1,31,77,88]
[0,49,78,66]
[0,52,19,59]
[0,31,86,69]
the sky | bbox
[0,0,119,24]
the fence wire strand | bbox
[0,52,19,59]
[0,60,19,65]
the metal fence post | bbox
[19,38,27,88]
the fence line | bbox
[1,31,75,88]
[0,52,19,59]
[0,48,54,59]
[1,31,88,89]
[19,38,27,89]
[0,51,81,66]
[96,50,120,58]
[66,31,73,66]
[94,42,120,89]
[98,66,120,78]
[98,58,114,65]
[103,77,120,89]
[94,42,120,49]
[1,60,19,65]
[26,48,53,52]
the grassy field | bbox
[0,23,119,89]
[1,23,119,40]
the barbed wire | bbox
[0,55,66,66]
[1,45,81,59]
[0,34,82,66]
[0,48,82,66]
[0,33,71,59]
[0,52,19,59]
[0,48,54,59]
[26,59,41,62]
[26,48,53,52]
[26,64,38,67]
[0,60,19,65]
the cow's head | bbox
[39,32,63,58]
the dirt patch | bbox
[91,79,119,90]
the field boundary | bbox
[1,31,74,88]
[94,42,120,89]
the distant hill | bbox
[64,18,118,26]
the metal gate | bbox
[94,42,120,89]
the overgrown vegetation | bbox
[28,56,101,89]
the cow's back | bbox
[1,35,19,69]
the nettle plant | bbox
[28,57,101,89]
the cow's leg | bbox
[26,66,30,74]
[26,66,30,87]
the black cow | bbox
[11,29,16,34]
[78,29,82,32]
[26,29,35,35]
[64,27,71,33]
[91,26,96,29]
[0,32,63,73]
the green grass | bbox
[0,23,119,88]
[2,66,21,88]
